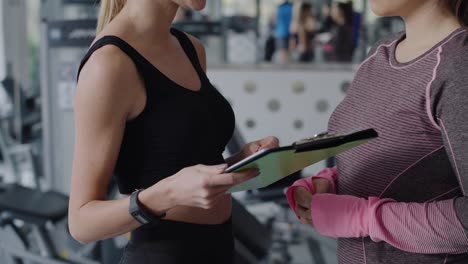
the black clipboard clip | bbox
[292,129,378,153]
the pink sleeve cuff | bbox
[311,193,394,239]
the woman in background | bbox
[324,1,354,62]
[317,3,336,34]
[274,0,294,63]
[290,2,317,62]
[287,0,468,263]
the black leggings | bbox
[119,218,234,264]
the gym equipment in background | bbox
[0,89,101,264]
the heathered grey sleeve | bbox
[432,38,468,236]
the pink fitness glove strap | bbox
[286,167,337,219]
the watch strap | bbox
[129,189,166,225]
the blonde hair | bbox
[96,0,127,33]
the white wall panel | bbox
[209,65,355,176]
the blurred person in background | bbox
[274,0,294,63]
[351,7,362,51]
[318,3,336,34]
[323,1,354,62]
[290,2,317,62]
[264,14,277,62]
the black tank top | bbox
[78,28,235,194]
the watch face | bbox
[132,211,149,225]
[130,190,150,225]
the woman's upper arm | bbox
[69,47,140,216]
[434,52,468,234]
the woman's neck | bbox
[120,0,179,42]
[401,1,461,46]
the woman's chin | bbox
[189,0,206,11]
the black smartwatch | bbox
[129,189,166,225]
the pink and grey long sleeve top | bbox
[287,28,468,264]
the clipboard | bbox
[226,128,378,193]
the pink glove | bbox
[286,167,338,218]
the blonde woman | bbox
[67,0,278,263]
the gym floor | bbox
[289,224,337,264]
[242,199,338,264]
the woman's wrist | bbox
[138,178,176,216]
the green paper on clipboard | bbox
[226,128,378,193]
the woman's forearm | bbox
[311,194,468,254]
[69,179,174,244]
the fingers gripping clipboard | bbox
[226,129,378,193]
